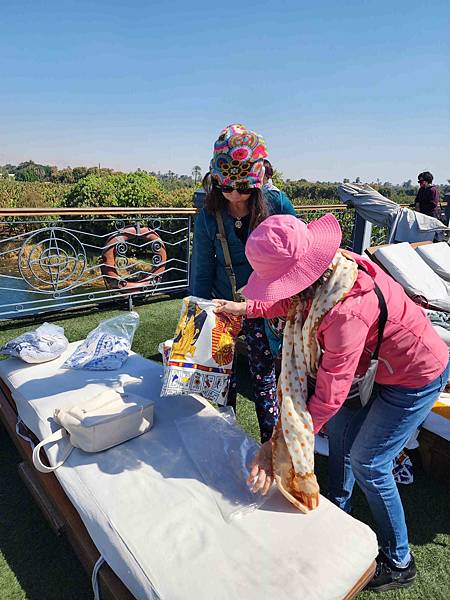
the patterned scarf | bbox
[272,250,358,512]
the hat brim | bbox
[243,213,342,302]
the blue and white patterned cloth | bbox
[0,323,68,364]
[63,312,139,371]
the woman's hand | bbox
[247,441,273,496]
[213,299,247,316]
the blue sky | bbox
[1,0,449,183]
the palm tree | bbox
[192,165,202,185]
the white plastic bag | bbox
[0,323,68,364]
[175,410,270,522]
[63,312,139,371]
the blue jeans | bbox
[327,357,450,567]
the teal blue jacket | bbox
[191,190,297,300]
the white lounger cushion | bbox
[415,242,450,283]
[0,343,378,600]
[373,242,450,311]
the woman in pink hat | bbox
[191,124,296,443]
[215,213,449,593]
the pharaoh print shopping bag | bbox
[161,297,242,404]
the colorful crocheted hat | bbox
[210,123,268,189]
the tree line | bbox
[0,160,200,187]
[1,160,448,210]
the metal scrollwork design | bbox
[18,228,87,292]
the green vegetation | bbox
[64,172,166,208]
[0,179,71,210]
[0,175,194,210]
[0,162,199,210]
[3,160,449,211]
[0,300,449,599]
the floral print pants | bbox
[227,317,279,443]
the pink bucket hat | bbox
[243,214,342,302]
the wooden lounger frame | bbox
[0,377,375,599]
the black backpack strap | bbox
[358,265,388,360]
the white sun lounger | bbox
[0,342,378,600]
[415,242,450,283]
[370,242,450,312]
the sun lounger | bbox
[364,242,450,483]
[415,242,450,283]
[366,242,450,312]
[0,342,378,600]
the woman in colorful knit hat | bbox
[214,213,449,592]
[191,124,297,442]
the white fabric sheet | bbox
[374,242,450,311]
[338,183,399,228]
[391,208,447,243]
[337,183,447,243]
[0,342,378,600]
[416,242,450,283]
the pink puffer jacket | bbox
[246,252,449,433]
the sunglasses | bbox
[214,183,253,195]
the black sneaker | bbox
[366,552,416,593]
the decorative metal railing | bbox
[0,208,192,319]
[0,206,388,319]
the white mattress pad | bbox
[374,242,450,311]
[0,342,378,600]
[415,242,450,283]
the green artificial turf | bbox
[0,299,449,599]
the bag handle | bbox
[32,428,74,473]
[215,211,241,301]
